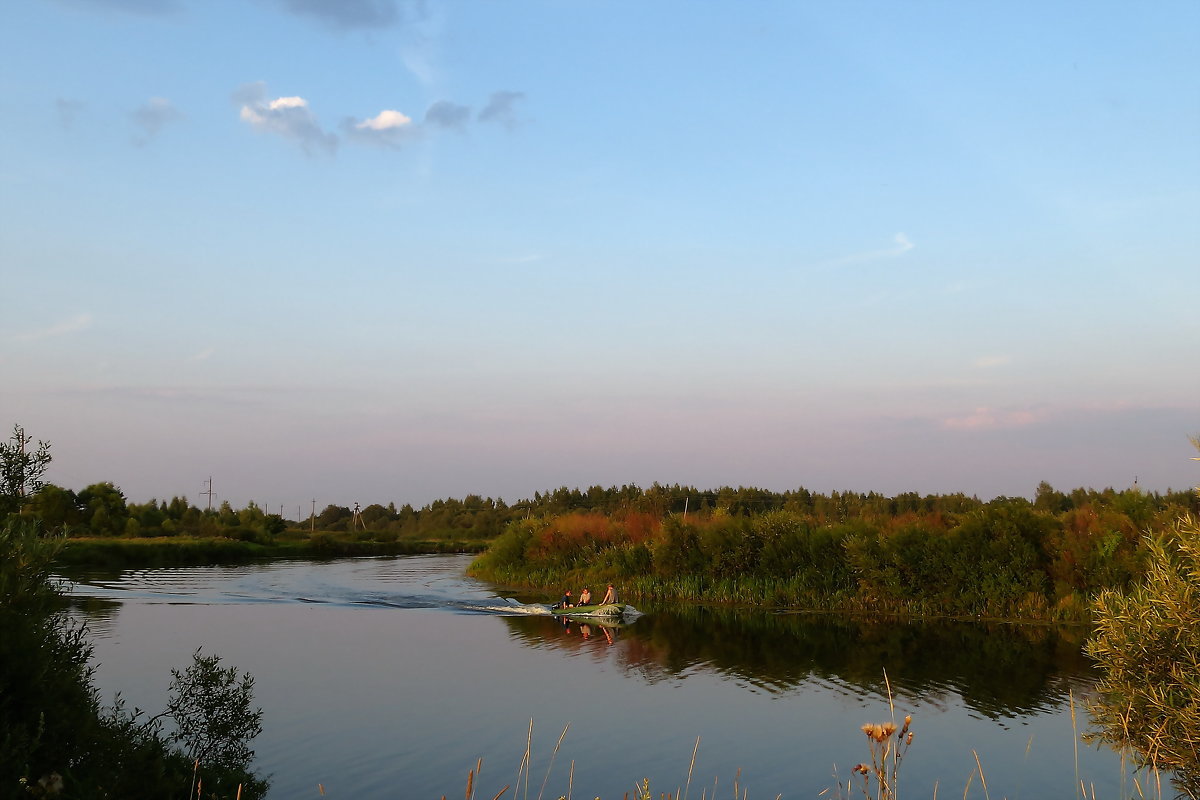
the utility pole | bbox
[310,498,316,534]
[201,477,215,511]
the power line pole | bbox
[201,477,215,511]
[310,498,316,534]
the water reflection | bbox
[502,606,1095,719]
[67,596,123,639]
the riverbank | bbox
[56,534,489,568]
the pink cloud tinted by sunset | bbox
[942,407,1044,431]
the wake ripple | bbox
[61,556,556,617]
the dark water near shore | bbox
[61,555,1136,799]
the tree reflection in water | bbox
[502,606,1095,719]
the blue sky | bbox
[2,0,1197,511]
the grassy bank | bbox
[57,533,488,568]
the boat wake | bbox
[60,556,642,622]
[463,598,556,616]
[461,599,644,621]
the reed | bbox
[454,703,1184,800]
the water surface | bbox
[63,555,1132,799]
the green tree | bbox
[78,482,129,535]
[0,424,52,517]
[25,484,81,530]
[1033,480,1069,513]
[316,504,351,529]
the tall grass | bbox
[454,711,1175,800]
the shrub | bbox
[0,518,64,610]
[1087,515,1200,795]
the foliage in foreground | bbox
[1087,514,1200,798]
[1087,436,1200,798]
[0,517,267,798]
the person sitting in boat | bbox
[577,587,592,606]
[601,583,618,605]
[556,589,573,609]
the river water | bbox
[62,554,1137,799]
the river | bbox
[62,554,1137,799]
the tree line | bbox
[12,467,1197,551]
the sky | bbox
[2,0,1197,512]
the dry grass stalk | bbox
[471,757,485,800]
[514,719,533,800]
[683,737,700,800]
[536,723,570,800]
[970,751,989,800]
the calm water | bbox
[61,555,1135,799]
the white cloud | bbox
[15,313,93,341]
[343,109,419,148]
[356,110,412,131]
[191,347,215,361]
[234,82,337,155]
